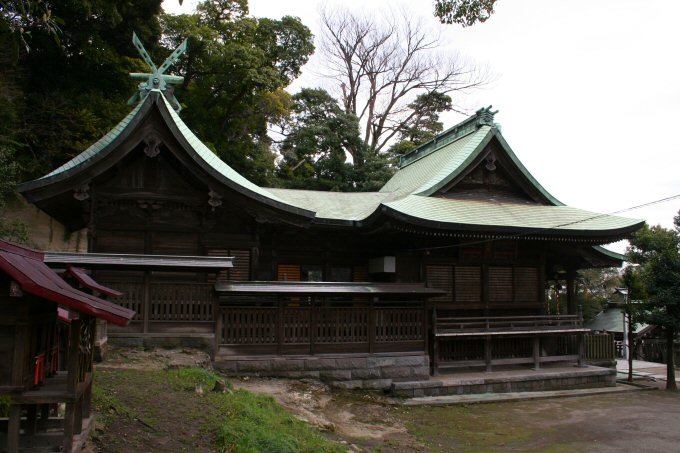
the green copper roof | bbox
[21,91,313,219]
[20,95,643,241]
[380,127,486,198]
[383,195,643,234]
[266,188,390,221]
[41,97,147,179]
[158,94,304,211]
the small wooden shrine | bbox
[17,33,644,390]
[0,240,135,453]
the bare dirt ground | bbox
[91,347,680,453]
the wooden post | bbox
[63,318,81,453]
[422,301,429,356]
[368,298,376,354]
[143,271,150,334]
[83,380,93,419]
[533,336,541,370]
[431,304,438,375]
[276,299,283,355]
[577,332,585,367]
[26,404,38,435]
[214,302,223,359]
[566,272,576,315]
[485,335,492,372]
[310,298,317,355]
[7,404,22,453]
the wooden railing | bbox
[98,281,216,324]
[218,304,425,355]
[435,315,582,336]
[149,283,214,321]
[108,282,144,321]
[432,314,588,374]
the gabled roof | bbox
[0,241,135,326]
[18,91,314,221]
[18,96,642,242]
[380,109,561,205]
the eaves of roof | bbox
[0,241,135,326]
[380,195,644,239]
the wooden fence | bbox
[218,303,426,355]
[99,281,216,325]
[584,332,615,362]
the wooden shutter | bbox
[208,249,251,283]
[229,250,250,281]
[489,267,513,303]
[514,267,539,303]
[454,266,481,303]
[277,264,301,281]
[426,265,453,302]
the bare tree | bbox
[319,7,488,161]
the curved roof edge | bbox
[591,245,626,264]
[18,91,315,220]
[379,197,645,240]
[156,94,315,219]
[413,127,564,206]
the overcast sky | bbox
[163,0,680,253]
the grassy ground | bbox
[91,367,343,453]
[90,349,680,453]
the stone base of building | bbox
[214,352,431,390]
[390,364,617,398]
[109,333,215,353]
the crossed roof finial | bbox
[128,31,188,112]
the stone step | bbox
[391,366,617,398]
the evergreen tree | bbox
[160,0,314,185]
[627,213,680,391]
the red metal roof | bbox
[64,265,124,297]
[0,241,135,326]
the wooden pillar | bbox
[7,404,22,453]
[485,335,492,372]
[143,271,150,334]
[368,298,376,354]
[431,304,438,376]
[533,336,541,370]
[577,332,585,367]
[276,299,283,355]
[83,380,93,419]
[26,404,38,435]
[74,398,83,435]
[566,272,576,315]
[214,301,223,358]
[63,318,81,453]
[482,264,489,318]
[422,301,429,356]
[310,298,317,355]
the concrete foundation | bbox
[214,353,430,390]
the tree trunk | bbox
[666,328,677,391]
